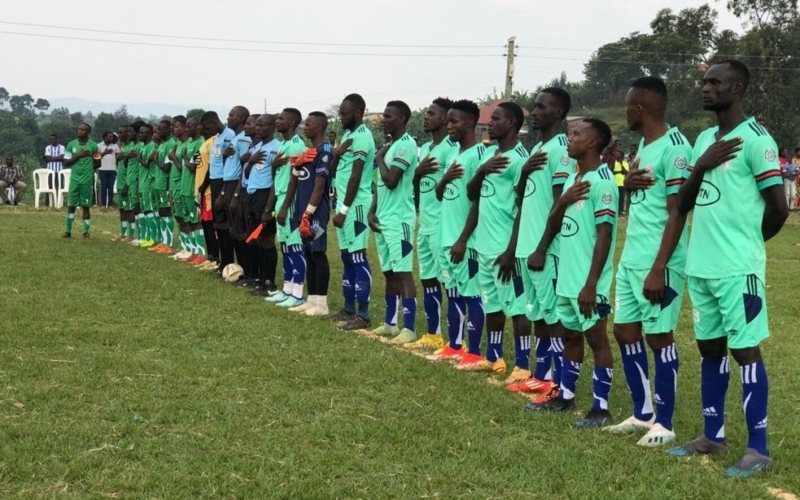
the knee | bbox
[730,346,762,366]
[612,323,640,344]
[697,338,728,358]
[585,329,610,352]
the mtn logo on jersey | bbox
[524,177,536,197]
[561,215,579,237]
[443,185,459,200]
[696,180,721,206]
[480,180,496,197]
[419,176,436,193]
[702,406,718,417]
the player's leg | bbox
[338,204,373,330]
[502,258,532,385]
[278,242,306,308]
[388,222,417,344]
[573,296,615,428]
[63,182,78,237]
[461,253,505,373]
[79,183,92,237]
[407,231,443,349]
[455,249,485,368]
[427,248,465,362]
[668,276,730,458]
[304,230,331,316]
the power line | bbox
[0,21,499,50]
[517,54,800,71]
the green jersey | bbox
[116,143,129,190]
[275,135,307,203]
[516,134,577,258]
[154,137,175,190]
[180,137,203,197]
[439,143,488,248]
[417,137,459,235]
[474,142,528,257]
[170,138,188,196]
[620,128,692,271]
[376,133,418,225]
[64,139,99,184]
[139,141,156,191]
[126,142,141,188]
[685,117,783,280]
[335,124,376,208]
[556,166,618,298]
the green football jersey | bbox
[154,137,175,190]
[376,133,418,225]
[439,143,488,248]
[126,142,141,188]
[556,166,618,299]
[417,137,459,235]
[139,141,156,191]
[180,137,203,197]
[170,139,188,195]
[620,128,692,271]
[64,139,99,184]
[116,143,129,190]
[275,135,307,203]
[474,142,528,256]
[685,117,783,280]
[335,124,376,208]
[515,133,577,258]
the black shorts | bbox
[211,178,226,227]
[244,188,276,238]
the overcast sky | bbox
[2,0,742,115]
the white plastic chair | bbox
[33,169,56,208]
[56,170,72,208]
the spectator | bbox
[0,155,26,205]
[327,131,337,145]
[781,148,797,210]
[625,143,638,163]
[794,147,800,209]
[611,149,629,215]
[97,131,120,208]
[43,134,65,205]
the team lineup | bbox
[57,59,788,479]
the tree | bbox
[34,98,50,115]
[9,94,34,116]
[0,87,8,109]
[186,108,206,120]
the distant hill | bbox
[48,98,232,119]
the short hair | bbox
[343,93,366,113]
[172,115,187,125]
[232,106,250,121]
[540,87,571,116]
[250,113,261,121]
[795,147,800,153]
[498,102,525,132]
[158,119,171,127]
[386,100,412,122]
[715,58,750,92]
[80,122,92,132]
[450,99,480,123]
[140,123,153,132]
[132,120,146,129]
[308,111,329,130]
[200,111,220,123]
[282,108,302,125]
[582,118,612,152]
[49,133,57,138]
[103,130,114,138]
[631,76,667,100]
[432,97,454,112]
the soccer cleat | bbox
[185,254,202,264]
[371,324,400,337]
[140,239,155,248]
[171,251,191,260]
[526,385,561,407]
[525,393,576,412]
[338,316,371,331]
[604,415,655,435]
[156,245,174,254]
[637,423,676,447]
[62,232,71,238]
[129,239,141,245]
[389,328,418,345]
[504,367,532,386]
[667,436,729,457]
[458,358,507,374]
[83,232,90,239]
[199,261,218,271]
[277,297,304,308]
[506,377,554,394]
[304,304,330,316]
[288,300,313,313]
[454,353,484,370]
[122,237,134,243]
[426,345,463,362]
[327,309,355,322]
[726,448,773,478]
[575,409,612,428]
[266,292,290,303]
[403,334,444,350]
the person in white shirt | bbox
[97,131,121,208]
[43,134,65,205]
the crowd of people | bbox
[54,59,788,479]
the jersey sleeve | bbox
[389,141,416,171]
[747,135,783,191]
[664,143,693,195]
[352,132,374,163]
[552,148,576,187]
[593,179,618,226]
[315,148,332,179]
[236,137,252,158]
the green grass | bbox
[2,207,800,499]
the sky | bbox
[2,0,743,116]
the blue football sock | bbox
[551,335,564,386]
[560,359,582,400]
[514,333,532,370]
[465,296,483,356]
[486,330,503,363]
[701,357,730,443]
[592,367,614,411]
[533,337,552,380]
[290,245,306,299]
[653,342,679,430]
[423,284,442,335]
[384,294,399,327]
[620,339,653,421]
[352,251,371,319]
[446,289,465,349]
[341,250,355,314]
[741,360,769,456]
[402,298,417,332]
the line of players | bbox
[57,58,786,478]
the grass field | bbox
[2,207,800,499]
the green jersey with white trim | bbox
[376,133,418,225]
[685,117,783,279]
[417,138,459,235]
[439,143,487,248]
[556,166,618,298]
[620,127,692,271]
[275,135,307,203]
[335,124,376,208]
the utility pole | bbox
[264,99,267,114]
[504,36,517,100]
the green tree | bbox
[0,87,9,109]
[33,98,50,115]
[186,108,206,121]
[9,94,34,116]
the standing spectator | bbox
[97,131,120,208]
[625,143,638,163]
[43,134,65,206]
[780,148,797,210]
[611,149,629,215]
[0,155,26,205]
